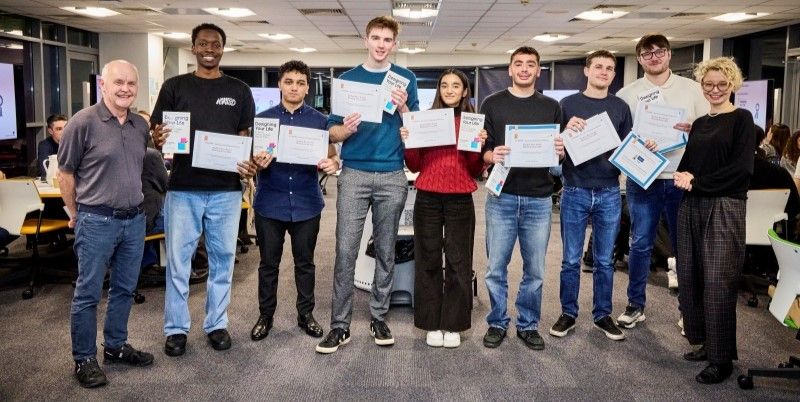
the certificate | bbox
[162,111,191,154]
[191,131,252,173]
[457,112,485,152]
[402,108,456,149]
[277,125,329,166]
[504,124,559,168]
[331,78,383,123]
[562,111,622,166]
[253,117,279,157]
[633,102,688,152]
[608,132,669,190]
[485,162,510,196]
[380,70,410,115]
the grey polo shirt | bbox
[58,101,149,209]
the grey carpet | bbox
[0,180,798,401]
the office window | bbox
[67,27,98,48]
[0,13,39,38]
[225,67,263,87]
[41,21,65,42]
[43,45,65,116]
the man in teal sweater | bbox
[316,15,419,354]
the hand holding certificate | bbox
[277,125,329,166]
[457,112,485,152]
[253,117,279,157]
[504,124,559,168]
[162,111,191,154]
[402,108,456,149]
[562,112,622,166]
[331,78,383,123]
[381,71,410,115]
[633,102,688,152]
[608,132,669,190]
[192,131,252,173]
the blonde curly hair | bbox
[693,57,744,92]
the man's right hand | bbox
[342,113,361,135]
[151,123,171,148]
[491,145,510,164]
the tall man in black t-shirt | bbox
[480,46,564,351]
[151,23,266,356]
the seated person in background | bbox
[780,130,800,177]
[38,114,68,179]
[751,125,800,242]
[141,144,168,268]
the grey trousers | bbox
[330,167,408,329]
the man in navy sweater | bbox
[548,50,634,341]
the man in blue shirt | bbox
[316,15,419,354]
[250,60,339,342]
[548,50,636,342]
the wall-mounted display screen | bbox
[0,63,19,140]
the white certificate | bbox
[562,112,622,166]
[191,131,252,173]
[380,71,410,115]
[277,125,329,166]
[253,117,279,157]
[457,112,485,152]
[608,132,669,190]
[633,102,688,152]
[402,108,456,149]
[331,78,383,123]
[162,111,191,154]
[485,162,510,196]
[504,124,559,168]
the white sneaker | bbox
[678,317,685,336]
[426,330,443,347]
[667,257,678,290]
[442,331,461,348]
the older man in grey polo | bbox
[58,59,154,389]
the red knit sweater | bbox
[404,116,486,193]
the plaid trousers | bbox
[676,195,745,364]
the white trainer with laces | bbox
[667,257,678,289]
[442,331,461,348]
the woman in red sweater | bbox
[400,69,486,348]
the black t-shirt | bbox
[151,73,255,191]
[480,89,562,197]
[677,108,755,199]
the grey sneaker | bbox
[617,305,646,329]
[594,316,626,341]
[549,314,576,337]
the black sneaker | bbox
[482,327,506,348]
[517,329,545,350]
[616,304,646,329]
[369,319,395,346]
[164,334,187,357]
[594,316,625,341]
[74,357,108,388]
[103,343,154,366]
[549,314,576,337]
[315,328,351,354]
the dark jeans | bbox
[254,212,321,318]
[413,191,475,332]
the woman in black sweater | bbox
[673,57,754,384]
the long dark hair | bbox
[769,123,790,157]
[430,69,474,113]
[784,130,800,165]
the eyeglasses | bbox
[638,48,668,60]
[701,81,731,92]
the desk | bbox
[34,181,61,199]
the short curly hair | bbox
[693,57,744,92]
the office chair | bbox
[738,229,800,389]
[0,179,70,299]
[742,189,790,307]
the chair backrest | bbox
[0,179,45,236]
[767,229,800,324]
[746,189,790,245]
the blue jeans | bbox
[484,192,552,331]
[626,178,683,309]
[163,191,241,336]
[71,211,145,361]
[559,186,621,321]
